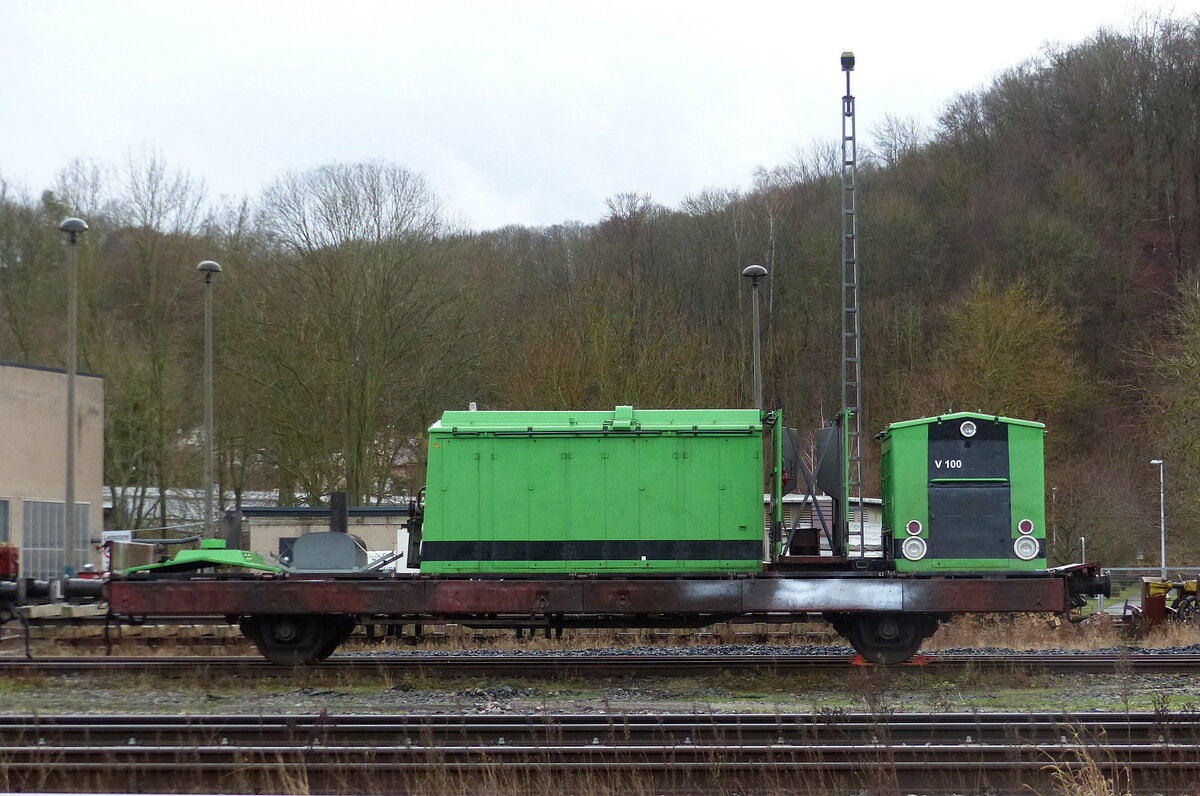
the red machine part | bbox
[0,545,18,580]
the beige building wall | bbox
[0,362,104,576]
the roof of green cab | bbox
[431,405,763,434]
[881,411,1045,434]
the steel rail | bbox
[2,652,1199,676]
[0,712,1196,792]
[1,712,1197,746]
[1,743,1197,764]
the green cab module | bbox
[879,411,1046,572]
[420,405,767,574]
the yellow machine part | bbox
[1144,579,1174,599]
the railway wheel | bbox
[846,613,924,665]
[1173,595,1200,623]
[240,614,352,666]
[317,616,358,659]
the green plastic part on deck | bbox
[420,405,767,574]
[124,539,284,575]
[879,411,1046,572]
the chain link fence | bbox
[1089,566,1200,614]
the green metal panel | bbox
[880,420,929,570]
[1007,421,1047,561]
[124,539,283,575]
[421,406,765,574]
[880,412,1046,572]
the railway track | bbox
[1,712,1196,793]
[1,651,1199,676]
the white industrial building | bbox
[768,493,884,556]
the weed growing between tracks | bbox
[1038,728,1133,796]
[11,613,1200,658]
[0,740,819,795]
[6,615,1200,717]
[6,714,1189,795]
[6,664,1200,716]
[0,732,967,795]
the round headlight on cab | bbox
[901,536,928,561]
[906,519,923,536]
[960,420,977,438]
[1013,535,1040,561]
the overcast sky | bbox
[0,1,1191,230]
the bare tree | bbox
[233,162,471,505]
[869,114,929,168]
[260,161,443,253]
[92,154,211,530]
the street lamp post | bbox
[1050,486,1057,554]
[741,265,769,562]
[59,217,88,576]
[1151,459,1166,578]
[197,260,222,538]
[741,265,768,412]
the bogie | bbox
[842,612,928,665]
[240,614,355,666]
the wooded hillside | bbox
[2,16,1197,563]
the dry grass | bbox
[0,632,258,658]
[927,613,1200,651]
[6,613,1200,661]
[330,623,836,657]
[343,615,1200,656]
[0,740,1000,796]
[926,614,1119,651]
[1038,728,1134,796]
[4,616,1194,796]
[0,721,1172,796]
[0,731,887,796]
[6,611,1197,794]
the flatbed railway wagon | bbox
[101,406,1109,665]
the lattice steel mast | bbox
[839,52,866,556]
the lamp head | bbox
[59,217,88,240]
[741,264,768,284]
[197,260,223,276]
[841,51,855,71]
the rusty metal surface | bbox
[902,577,1067,613]
[9,653,1200,678]
[744,578,904,612]
[583,580,743,613]
[428,580,584,614]
[1141,580,1168,626]
[109,573,1073,619]
[108,579,426,616]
